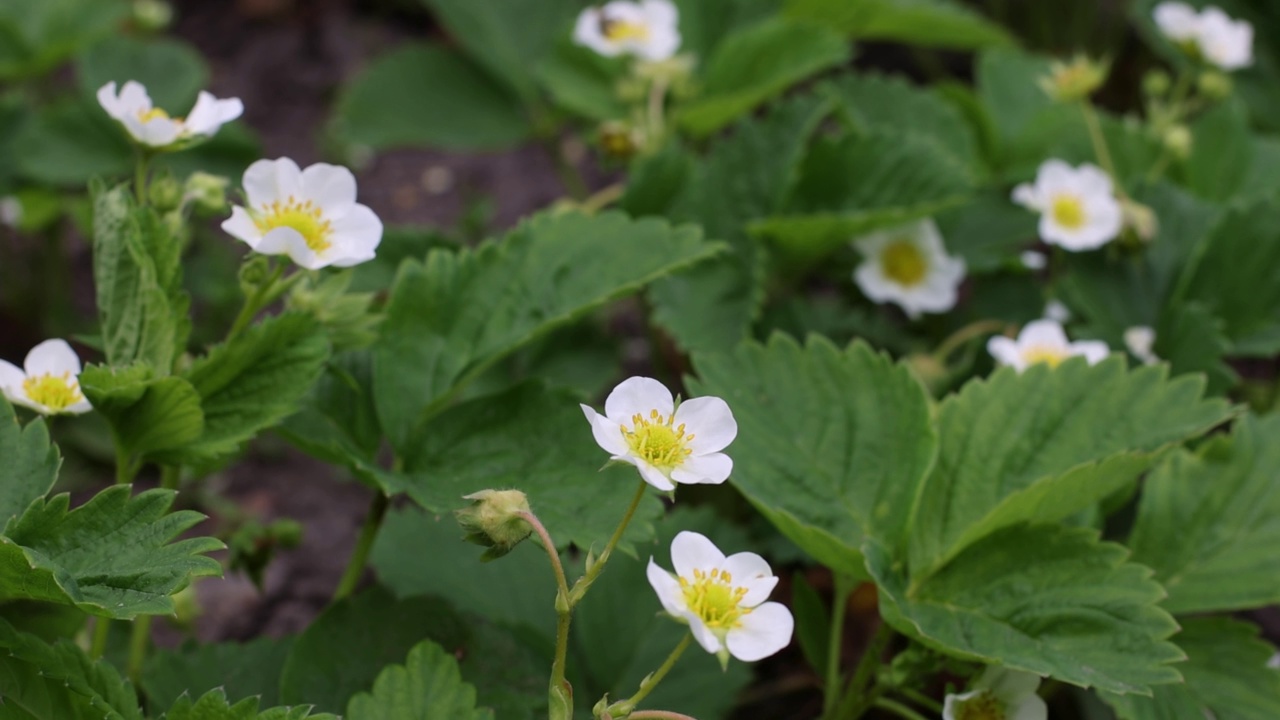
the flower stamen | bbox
[679,568,750,630]
[955,691,1007,720]
[880,239,929,286]
[1050,195,1087,230]
[22,372,83,412]
[622,408,694,470]
[601,17,651,42]
[254,196,334,253]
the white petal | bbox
[0,360,26,396]
[301,163,359,210]
[726,602,793,661]
[24,339,81,377]
[326,203,383,268]
[184,92,242,136]
[573,8,621,56]
[942,690,983,720]
[1071,340,1111,365]
[646,559,687,616]
[641,0,677,28]
[987,337,1024,370]
[132,117,184,147]
[721,551,776,607]
[118,81,152,114]
[672,396,736,454]
[257,226,328,270]
[96,82,124,119]
[1044,300,1071,323]
[604,376,674,425]
[1008,693,1048,720]
[683,611,724,655]
[63,397,94,415]
[1036,159,1077,189]
[670,531,725,579]
[636,461,675,491]
[242,158,303,208]
[1020,250,1047,270]
[1018,319,1070,349]
[639,25,680,61]
[1011,183,1040,210]
[1154,2,1199,39]
[221,206,262,247]
[669,452,732,485]
[581,404,630,456]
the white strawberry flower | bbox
[987,319,1109,372]
[580,376,735,492]
[97,81,243,149]
[574,0,680,62]
[0,340,92,416]
[646,531,793,667]
[1124,325,1160,365]
[852,219,967,319]
[1154,2,1253,71]
[1043,299,1071,323]
[1012,160,1123,252]
[222,158,383,270]
[943,666,1047,720]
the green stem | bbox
[332,492,389,602]
[831,621,895,720]
[823,575,854,716]
[570,480,647,605]
[932,319,1007,363]
[159,465,180,490]
[226,262,286,342]
[89,617,111,660]
[896,687,944,714]
[1079,102,1119,190]
[627,712,696,720]
[872,698,929,720]
[579,183,626,214]
[135,152,150,205]
[519,511,574,720]
[607,633,692,717]
[645,74,670,153]
[114,441,138,486]
[127,616,151,684]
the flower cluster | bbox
[1154,2,1253,71]
[573,0,681,62]
[98,81,243,150]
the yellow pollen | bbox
[880,239,928,286]
[622,408,694,471]
[254,196,333,253]
[955,691,1006,720]
[22,372,83,412]
[601,17,650,42]
[138,107,174,123]
[1050,195,1087,230]
[1022,345,1068,368]
[678,568,750,630]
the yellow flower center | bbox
[1022,345,1068,368]
[1051,195,1087,230]
[881,239,928,286]
[138,107,174,123]
[601,17,650,42]
[679,568,750,630]
[22,372,83,412]
[622,409,693,471]
[254,197,333,253]
[955,691,1006,720]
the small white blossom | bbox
[0,196,20,228]
[646,531,793,666]
[1124,326,1160,365]
[574,0,680,62]
[852,219,966,320]
[988,319,1109,372]
[581,376,735,491]
[1043,300,1072,323]
[944,667,1047,720]
[222,158,383,270]
[1154,2,1253,70]
[1013,160,1123,251]
[1019,250,1047,271]
[0,340,92,416]
[97,81,243,149]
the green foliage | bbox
[380,382,663,553]
[0,486,223,618]
[789,572,830,676]
[345,640,494,720]
[536,42,628,122]
[279,587,539,720]
[649,92,833,352]
[1180,99,1254,203]
[785,0,1015,49]
[869,524,1184,694]
[13,99,133,185]
[160,689,337,720]
[143,637,296,713]
[334,43,531,151]
[0,397,59,524]
[677,18,850,136]
[934,191,1036,272]
[0,0,127,80]
[908,359,1231,576]
[1128,413,1280,614]
[0,617,142,720]
[278,351,383,483]
[752,129,975,269]
[77,36,209,111]
[162,312,331,463]
[79,363,205,463]
[372,210,713,453]
[688,335,937,578]
[1104,617,1280,720]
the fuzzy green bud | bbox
[184,171,230,214]
[597,121,643,160]
[132,0,173,31]
[238,254,273,295]
[148,173,182,212]
[1143,70,1171,97]
[1039,55,1109,102]
[1197,70,1233,100]
[1121,197,1159,244]
[455,490,534,561]
[1162,124,1193,160]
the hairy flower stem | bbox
[606,633,692,718]
[126,465,181,683]
[645,75,671,153]
[89,617,111,660]
[332,491,389,602]
[872,698,930,720]
[570,480,647,605]
[932,319,1008,363]
[823,574,854,716]
[1079,102,1125,201]
[135,152,151,205]
[896,687,944,714]
[226,262,291,342]
[517,511,574,720]
[830,621,895,720]
[627,712,697,720]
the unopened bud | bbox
[1197,70,1232,100]
[184,171,229,214]
[133,0,173,32]
[1143,70,1171,97]
[1121,198,1159,243]
[148,173,182,212]
[238,254,273,294]
[1039,55,1108,102]
[1162,124,1193,159]
[597,121,643,160]
[455,490,534,561]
